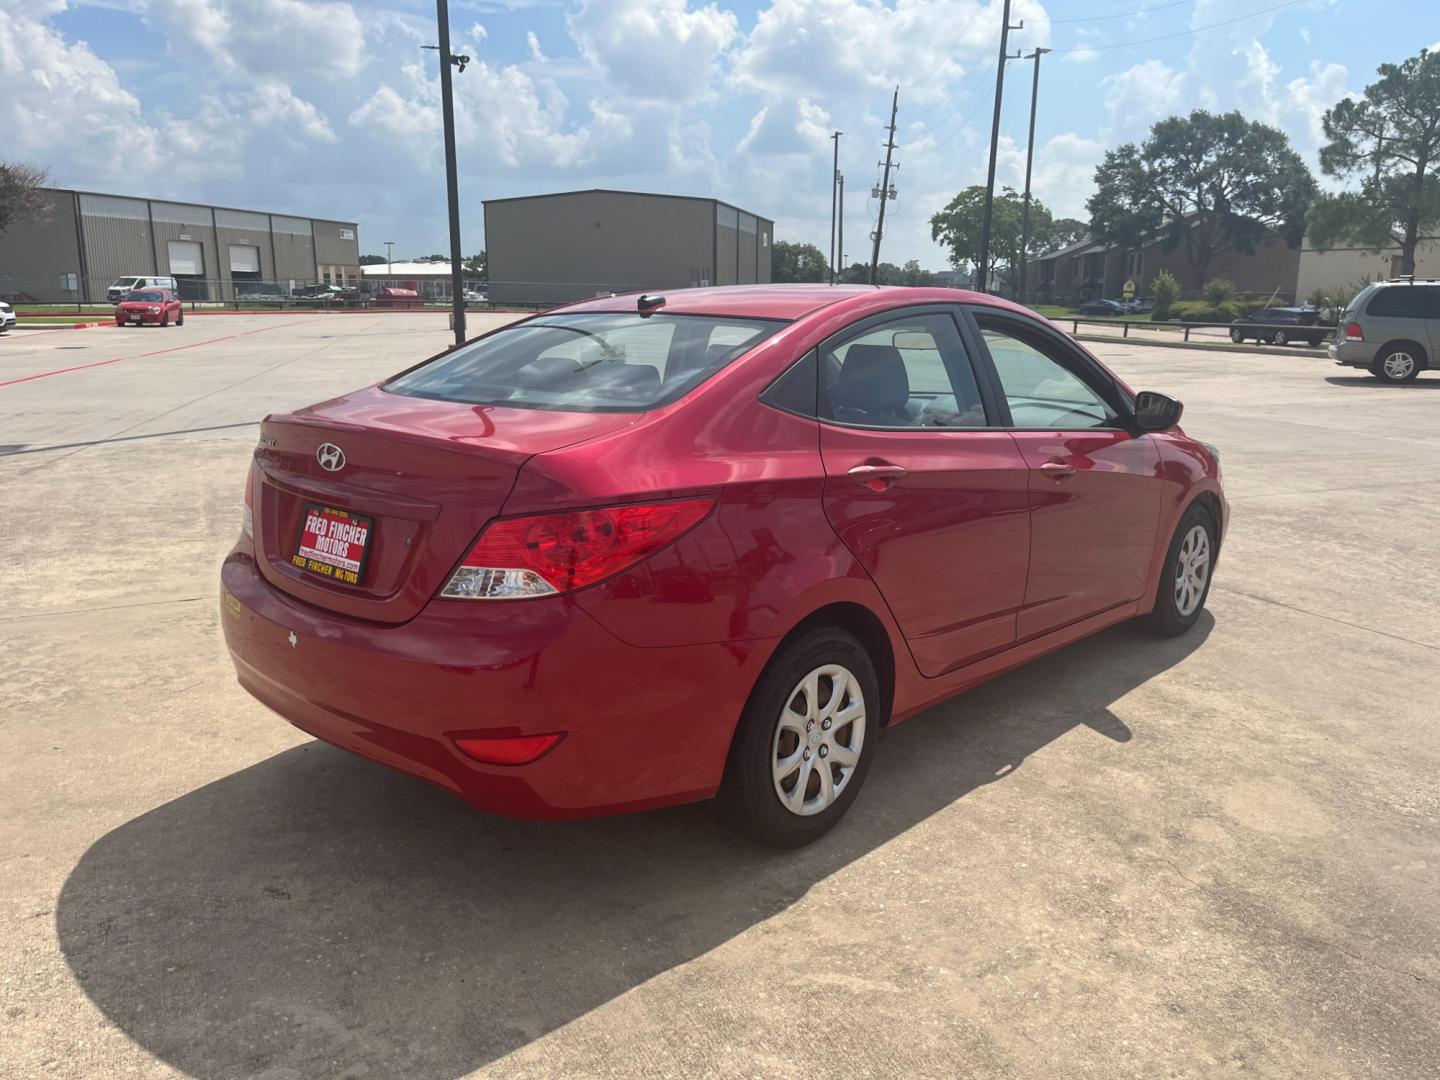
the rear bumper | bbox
[220,551,765,819]
[1330,340,1372,367]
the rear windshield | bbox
[128,291,165,302]
[385,312,786,412]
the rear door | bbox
[966,307,1162,641]
[815,307,1031,676]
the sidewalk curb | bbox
[1074,332,1328,358]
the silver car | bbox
[1329,279,1440,383]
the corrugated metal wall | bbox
[150,202,220,299]
[78,194,157,289]
[271,216,317,285]
[312,220,360,268]
[0,191,86,301]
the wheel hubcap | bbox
[1174,524,1210,617]
[772,664,866,817]
[1383,352,1415,378]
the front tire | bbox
[1271,329,1288,345]
[176,309,184,326]
[1143,505,1216,637]
[719,627,879,848]
[1229,328,1245,344]
[161,312,170,327]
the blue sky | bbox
[2,0,1436,269]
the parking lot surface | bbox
[2,313,1436,1079]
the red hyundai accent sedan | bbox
[221,285,1225,847]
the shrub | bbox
[1149,269,1179,321]
[1202,278,1238,307]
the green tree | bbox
[0,161,52,245]
[359,254,387,265]
[463,251,488,281]
[900,259,935,286]
[771,240,830,283]
[1309,47,1440,276]
[1047,217,1089,251]
[930,185,1054,282]
[1087,110,1316,284]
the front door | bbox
[968,309,1163,641]
[816,308,1031,677]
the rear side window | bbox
[385,313,784,412]
[818,311,988,428]
[1366,286,1437,319]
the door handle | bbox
[1040,461,1077,481]
[848,463,907,489]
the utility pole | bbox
[976,0,1023,294]
[829,131,842,284]
[869,87,899,285]
[1017,47,1050,306]
[837,173,845,282]
[429,0,469,345]
[384,240,394,277]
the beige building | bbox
[1295,236,1440,299]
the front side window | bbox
[385,313,783,412]
[819,311,987,428]
[977,321,1119,429]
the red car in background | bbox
[221,284,1226,847]
[116,289,184,327]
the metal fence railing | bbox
[1055,314,1333,347]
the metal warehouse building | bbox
[0,188,360,304]
[483,190,773,306]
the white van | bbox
[107,275,179,304]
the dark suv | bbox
[1229,307,1327,346]
[1329,280,1440,383]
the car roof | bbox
[549,283,1030,321]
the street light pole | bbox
[837,173,844,283]
[435,0,466,345]
[384,241,394,277]
[1018,47,1050,306]
[829,131,842,284]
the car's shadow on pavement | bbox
[57,614,1210,1079]
[1324,375,1440,389]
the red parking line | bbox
[0,358,124,388]
[0,322,292,389]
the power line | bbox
[1049,0,1195,23]
[1048,0,1309,52]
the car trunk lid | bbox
[252,385,637,623]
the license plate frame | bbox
[292,503,374,586]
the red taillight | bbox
[453,732,564,765]
[442,497,715,599]
[1345,321,1364,341]
[242,462,255,539]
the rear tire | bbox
[1142,505,1216,638]
[1373,343,1423,384]
[1271,329,1288,345]
[1229,328,1245,344]
[719,627,879,848]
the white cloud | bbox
[1102,59,1184,141]
[144,0,365,80]
[568,0,738,104]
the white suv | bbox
[107,276,179,304]
[0,301,15,333]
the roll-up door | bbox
[167,240,204,276]
[229,245,260,273]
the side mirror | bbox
[1133,390,1183,431]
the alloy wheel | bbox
[1383,351,1416,379]
[1174,524,1210,617]
[771,664,866,816]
